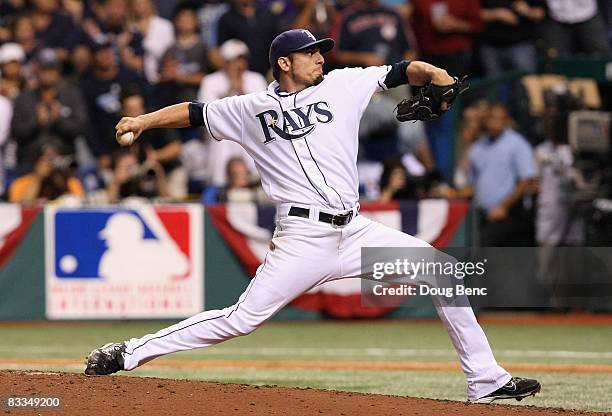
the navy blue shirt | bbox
[336,5,412,65]
[216,4,280,75]
[81,67,145,156]
[480,0,545,46]
[36,12,80,51]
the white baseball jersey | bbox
[200,66,393,210]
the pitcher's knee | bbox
[225,310,265,337]
[233,322,258,336]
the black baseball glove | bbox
[395,76,469,122]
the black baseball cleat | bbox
[471,377,541,404]
[84,342,126,375]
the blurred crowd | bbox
[1,0,611,244]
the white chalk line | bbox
[0,346,611,359]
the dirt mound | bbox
[0,370,600,415]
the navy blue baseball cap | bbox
[269,29,334,70]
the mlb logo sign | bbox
[45,205,204,319]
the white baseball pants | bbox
[122,206,511,400]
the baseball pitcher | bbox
[85,29,540,404]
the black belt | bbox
[288,206,355,226]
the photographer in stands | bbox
[105,148,168,203]
[8,142,84,203]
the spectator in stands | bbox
[216,157,266,203]
[359,93,434,169]
[0,0,26,43]
[479,0,545,75]
[128,0,175,84]
[453,103,536,246]
[8,142,84,203]
[0,0,25,14]
[81,0,145,73]
[0,42,26,100]
[399,120,436,175]
[332,0,415,68]
[0,41,25,197]
[357,90,438,200]
[277,0,337,41]
[453,99,489,188]
[158,2,210,106]
[0,94,12,198]
[105,148,169,202]
[62,0,86,26]
[31,0,80,64]
[66,0,92,75]
[542,0,611,57]
[411,0,483,183]
[80,40,144,171]
[358,94,404,162]
[120,86,187,200]
[11,14,39,78]
[378,158,429,201]
[197,39,264,187]
[198,39,266,102]
[213,0,280,75]
[197,0,229,51]
[11,48,88,173]
[380,0,413,18]
[411,0,483,76]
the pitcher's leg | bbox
[338,215,510,399]
[433,304,510,400]
[86,215,340,375]
[123,270,290,370]
[123,249,328,370]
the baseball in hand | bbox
[116,131,135,146]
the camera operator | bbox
[8,142,84,203]
[105,148,168,203]
[534,89,584,246]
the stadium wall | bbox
[0,203,472,320]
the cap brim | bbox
[294,38,334,55]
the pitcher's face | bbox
[286,47,325,88]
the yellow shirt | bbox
[9,175,84,203]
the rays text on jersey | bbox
[256,101,333,144]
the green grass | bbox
[1,321,611,412]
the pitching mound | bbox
[0,370,599,415]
